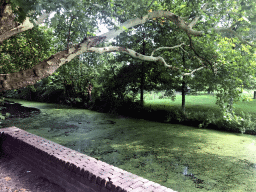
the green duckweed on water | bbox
[1,99,256,191]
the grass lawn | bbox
[144,91,256,116]
[145,94,218,111]
[140,90,256,134]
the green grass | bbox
[135,90,256,134]
[145,94,218,111]
[233,99,256,116]
[144,90,256,115]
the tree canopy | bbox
[0,0,256,93]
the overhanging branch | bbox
[182,66,205,76]
[0,12,51,43]
[151,43,185,56]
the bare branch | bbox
[151,43,185,56]
[102,10,203,41]
[0,12,51,43]
[183,66,205,76]
[101,9,254,46]
[88,46,173,68]
[1,5,254,91]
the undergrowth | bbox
[91,93,256,135]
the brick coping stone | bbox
[0,127,177,192]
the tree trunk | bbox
[181,50,186,113]
[140,62,144,106]
[182,79,186,113]
[140,32,145,107]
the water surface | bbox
[1,99,256,191]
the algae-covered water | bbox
[1,99,256,191]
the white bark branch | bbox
[0,5,254,91]
[0,12,51,43]
[102,10,203,41]
[151,43,185,56]
[100,9,254,47]
[88,46,174,68]
[182,66,205,76]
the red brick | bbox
[143,185,156,192]
[118,180,134,189]
[0,127,178,192]
[129,187,145,192]
[118,177,132,184]
[129,181,143,189]
[154,185,169,191]
[138,178,149,183]
[151,182,161,188]
[163,188,177,192]
[141,181,156,188]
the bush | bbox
[239,112,256,134]
[139,104,256,134]
[165,109,185,123]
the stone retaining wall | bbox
[0,127,176,192]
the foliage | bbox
[143,93,256,134]
[244,75,256,89]
[0,26,56,74]
[1,0,256,134]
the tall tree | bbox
[0,0,256,94]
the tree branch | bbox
[88,46,174,68]
[0,43,181,91]
[100,9,254,47]
[102,10,203,41]
[151,43,185,56]
[187,33,216,73]
[214,27,255,47]
[0,12,51,43]
[182,66,205,76]
[0,50,68,91]
[188,3,208,28]
[1,6,254,91]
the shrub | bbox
[165,109,185,123]
[240,112,256,134]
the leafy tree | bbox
[0,26,55,74]
[0,0,256,109]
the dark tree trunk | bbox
[181,51,186,113]
[182,79,186,113]
[140,33,145,107]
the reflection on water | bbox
[1,98,256,192]
[182,166,204,189]
[183,166,188,175]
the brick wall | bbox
[0,127,176,192]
